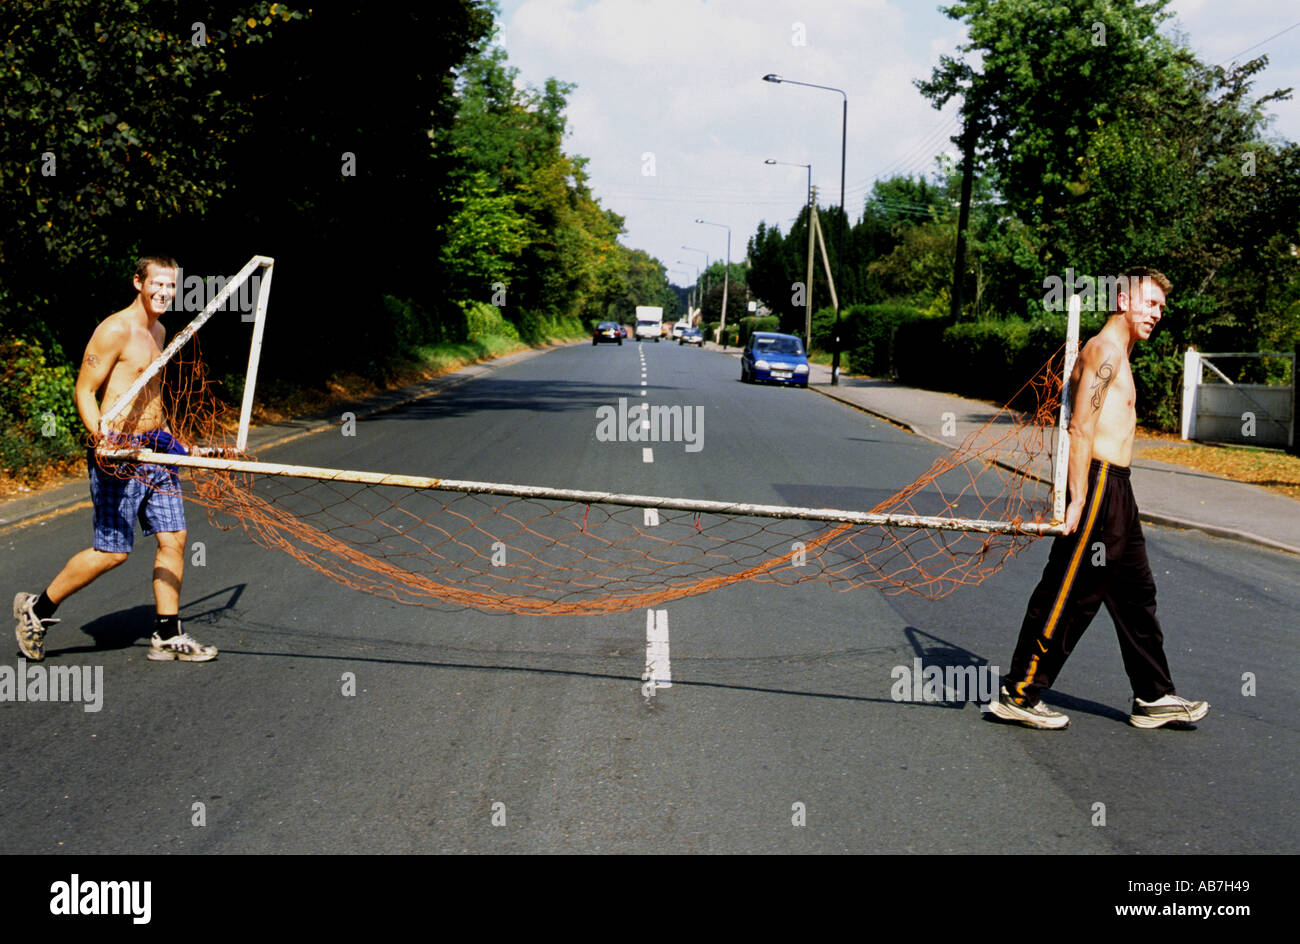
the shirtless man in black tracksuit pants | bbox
[988,268,1209,730]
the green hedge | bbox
[837,303,930,376]
[1130,334,1183,433]
[512,308,586,345]
[737,315,779,349]
[704,321,741,346]
[462,300,521,343]
[0,335,82,479]
[857,307,1181,430]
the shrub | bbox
[461,300,520,343]
[1131,333,1182,432]
[840,303,929,376]
[888,313,951,386]
[737,315,779,348]
[0,335,82,479]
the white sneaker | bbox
[986,685,1069,730]
[1129,693,1208,728]
[148,629,218,662]
[13,592,58,662]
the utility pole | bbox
[805,185,817,347]
[720,231,730,348]
[694,221,731,347]
[950,119,975,321]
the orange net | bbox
[93,335,1068,615]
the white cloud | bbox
[498,0,1299,281]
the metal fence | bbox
[1181,349,1295,449]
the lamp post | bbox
[681,245,709,319]
[669,267,692,315]
[765,158,814,345]
[694,220,731,348]
[763,73,846,385]
[676,260,700,317]
[763,158,812,207]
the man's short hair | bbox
[134,255,179,282]
[1121,267,1172,296]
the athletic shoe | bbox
[985,685,1069,730]
[1129,693,1209,728]
[13,592,59,662]
[148,629,218,662]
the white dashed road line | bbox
[642,608,671,697]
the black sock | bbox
[155,614,180,640]
[34,591,58,621]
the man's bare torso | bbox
[1070,335,1137,467]
[97,310,166,433]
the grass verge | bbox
[1136,439,1300,502]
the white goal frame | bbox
[99,254,275,453]
[1051,294,1082,525]
[102,259,1081,538]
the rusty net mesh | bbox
[99,338,1066,616]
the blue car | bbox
[741,332,809,387]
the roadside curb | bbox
[1134,512,1300,556]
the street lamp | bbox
[765,158,815,345]
[675,260,700,316]
[681,245,709,314]
[764,158,812,207]
[763,73,847,385]
[694,220,731,348]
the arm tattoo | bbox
[1089,360,1114,412]
[85,353,99,367]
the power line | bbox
[1219,19,1300,65]
[845,110,961,198]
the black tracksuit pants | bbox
[1006,459,1176,707]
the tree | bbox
[604,248,674,324]
[917,0,1183,264]
[196,1,494,371]
[1061,55,1300,352]
[0,0,303,355]
[746,220,803,333]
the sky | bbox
[495,0,1300,286]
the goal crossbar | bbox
[104,448,1066,536]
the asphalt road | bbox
[1,340,1296,855]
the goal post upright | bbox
[1052,294,1083,525]
[237,257,275,452]
[99,254,275,438]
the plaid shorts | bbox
[89,431,187,553]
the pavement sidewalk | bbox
[705,340,1300,555]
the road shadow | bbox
[48,584,245,657]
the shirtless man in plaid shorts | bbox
[13,256,217,663]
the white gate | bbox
[1181,349,1295,448]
